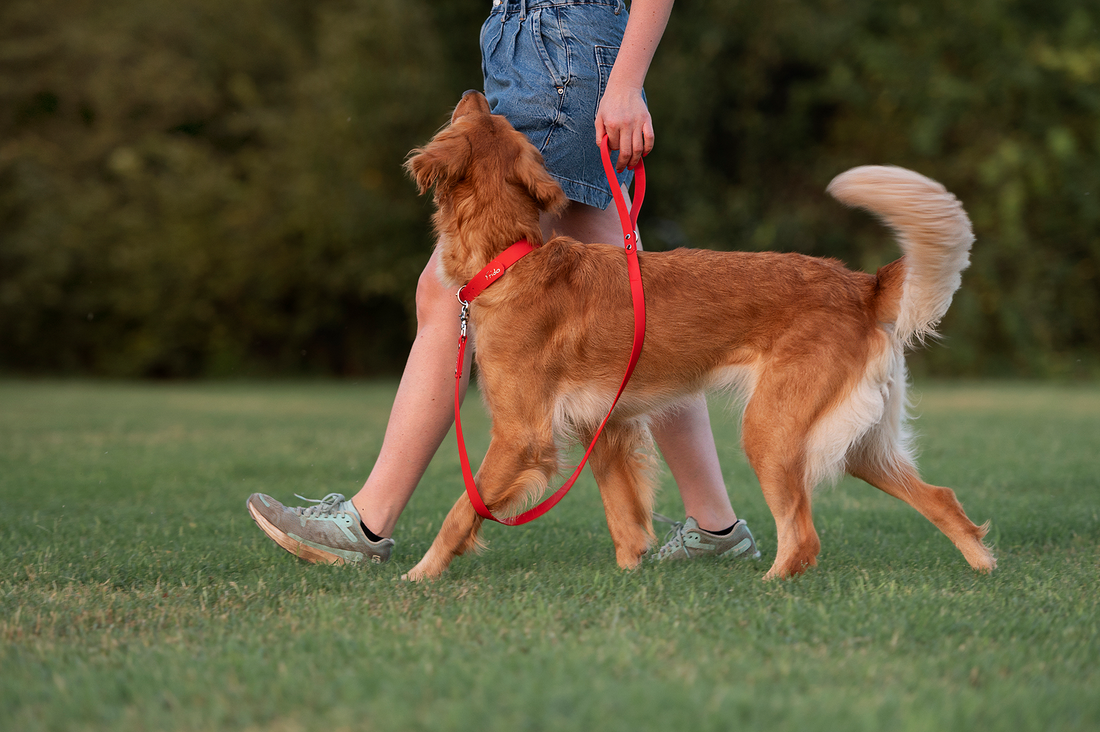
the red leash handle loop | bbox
[599,134,647,388]
[598,135,646,248]
[455,139,647,525]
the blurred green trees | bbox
[1,0,1097,377]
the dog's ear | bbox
[405,127,472,195]
[513,136,568,216]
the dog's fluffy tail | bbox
[828,166,973,347]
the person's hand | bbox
[595,81,654,173]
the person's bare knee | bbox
[414,252,459,330]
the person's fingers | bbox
[602,119,631,173]
[642,119,655,158]
[616,131,634,173]
[628,125,646,169]
[619,116,655,171]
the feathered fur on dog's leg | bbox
[587,421,658,569]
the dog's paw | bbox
[402,567,428,582]
[967,548,997,574]
[763,556,815,581]
[959,522,997,573]
[403,558,446,582]
[614,545,649,571]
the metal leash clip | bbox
[456,290,470,340]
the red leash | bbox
[454,136,647,525]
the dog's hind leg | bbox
[405,426,559,581]
[587,421,657,570]
[847,452,996,573]
[742,395,822,580]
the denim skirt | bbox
[481,0,638,209]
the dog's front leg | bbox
[404,495,486,581]
[405,430,559,581]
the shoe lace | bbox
[293,493,348,517]
[653,512,686,558]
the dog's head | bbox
[405,91,568,283]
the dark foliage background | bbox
[2,0,1097,377]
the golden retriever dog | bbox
[402,90,995,581]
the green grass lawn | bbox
[2,380,1098,731]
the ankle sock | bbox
[707,522,736,536]
[360,520,385,543]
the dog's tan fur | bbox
[403,91,995,581]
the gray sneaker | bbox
[247,492,394,565]
[654,514,761,561]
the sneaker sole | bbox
[247,500,348,565]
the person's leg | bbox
[648,396,736,530]
[246,243,471,564]
[540,190,737,533]
[350,245,471,537]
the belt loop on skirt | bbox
[498,0,528,23]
